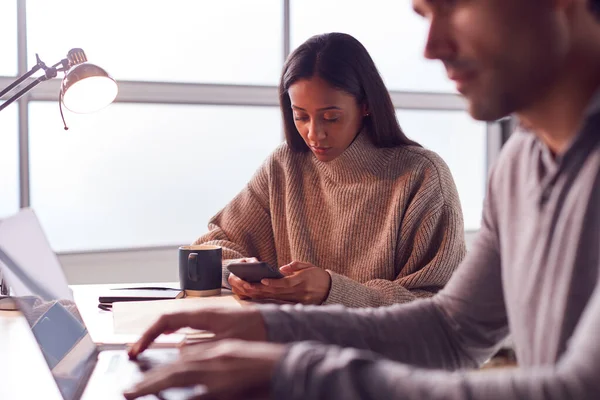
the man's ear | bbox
[553,0,576,7]
[553,0,578,11]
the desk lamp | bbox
[0,49,117,309]
[0,48,118,128]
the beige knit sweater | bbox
[194,132,466,308]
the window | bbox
[29,103,282,252]
[26,0,283,85]
[0,107,19,219]
[12,1,491,259]
[0,1,17,75]
[396,110,486,230]
[291,0,453,93]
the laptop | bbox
[0,209,201,400]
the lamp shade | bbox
[61,62,118,113]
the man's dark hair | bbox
[591,0,600,18]
[279,32,420,152]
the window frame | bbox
[0,0,504,283]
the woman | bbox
[193,32,466,307]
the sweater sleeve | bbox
[193,158,278,286]
[273,308,600,400]
[323,204,465,307]
[271,246,600,400]
[323,151,466,308]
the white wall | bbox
[59,231,480,285]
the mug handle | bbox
[188,253,199,281]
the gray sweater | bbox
[259,90,600,399]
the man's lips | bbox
[447,69,478,93]
[447,68,477,82]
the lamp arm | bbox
[0,53,68,113]
[53,58,70,72]
[0,75,46,112]
[0,63,43,98]
[0,66,59,113]
[0,53,54,99]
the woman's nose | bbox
[307,120,326,142]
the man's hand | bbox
[229,261,332,304]
[127,308,267,359]
[124,339,286,400]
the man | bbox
[125,0,600,398]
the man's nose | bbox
[423,16,456,61]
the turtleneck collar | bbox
[311,130,395,183]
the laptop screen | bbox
[0,209,97,400]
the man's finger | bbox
[178,338,238,360]
[188,386,266,400]
[129,312,207,358]
[123,363,202,399]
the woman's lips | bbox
[310,146,332,155]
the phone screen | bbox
[227,262,284,283]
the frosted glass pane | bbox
[397,110,486,230]
[26,0,282,85]
[0,107,19,218]
[291,0,453,93]
[29,103,282,252]
[0,1,17,75]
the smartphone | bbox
[227,261,284,283]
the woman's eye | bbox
[324,115,340,122]
[294,115,308,121]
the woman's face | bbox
[288,76,366,162]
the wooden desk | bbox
[70,282,189,346]
[0,282,202,400]
[0,308,64,399]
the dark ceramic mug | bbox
[178,245,222,297]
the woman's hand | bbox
[229,261,332,305]
[226,257,258,300]
[124,339,285,400]
[127,308,267,359]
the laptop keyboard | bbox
[100,350,200,400]
[106,349,179,374]
[135,351,180,372]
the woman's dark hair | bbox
[279,32,420,152]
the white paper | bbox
[112,295,242,335]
